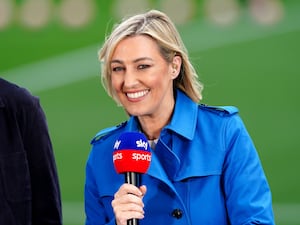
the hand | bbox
[112,184,147,225]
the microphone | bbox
[113,132,152,225]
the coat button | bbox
[172,209,183,219]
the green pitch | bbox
[1,1,299,224]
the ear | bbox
[171,55,182,79]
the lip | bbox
[126,89,149,101]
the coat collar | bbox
[165,89,198,140]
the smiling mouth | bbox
[126,90,149,99]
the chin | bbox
[127,111,142,116]
[126,109,146,117]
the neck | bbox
[139,120,163,140]
[138,103,174,140]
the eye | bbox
[137,64,150,70]
[112,66,125,72]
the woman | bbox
[85,10,274,225]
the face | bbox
[110,35,181,119]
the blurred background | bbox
[0,0,299,224]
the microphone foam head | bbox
[113,132,152,174]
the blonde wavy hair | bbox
[98,9,203,103]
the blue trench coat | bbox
[85,89,274,225]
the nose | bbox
[123,69,139,88]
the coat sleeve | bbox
[22,97,62,225]
[84,147,116,225]
[222,114,275,225]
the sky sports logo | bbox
[113,133,152,173]
[113,139,149,151]
[113,137,151,163]
[113,151,151,162]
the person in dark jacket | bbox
[0,77,62,225]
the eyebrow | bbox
[110,57,154,64]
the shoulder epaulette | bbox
[90,121,127,144]
[199,104,239,115]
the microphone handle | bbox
[127,218,138,225]
[125,172,140,225]
[125,171,140,187]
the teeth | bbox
[127,90,148,99]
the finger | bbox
[112,197,145,224]
[112,192,144,208]
[139,185,147,197]
[115,183,143,198]
[115,209,145,225]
